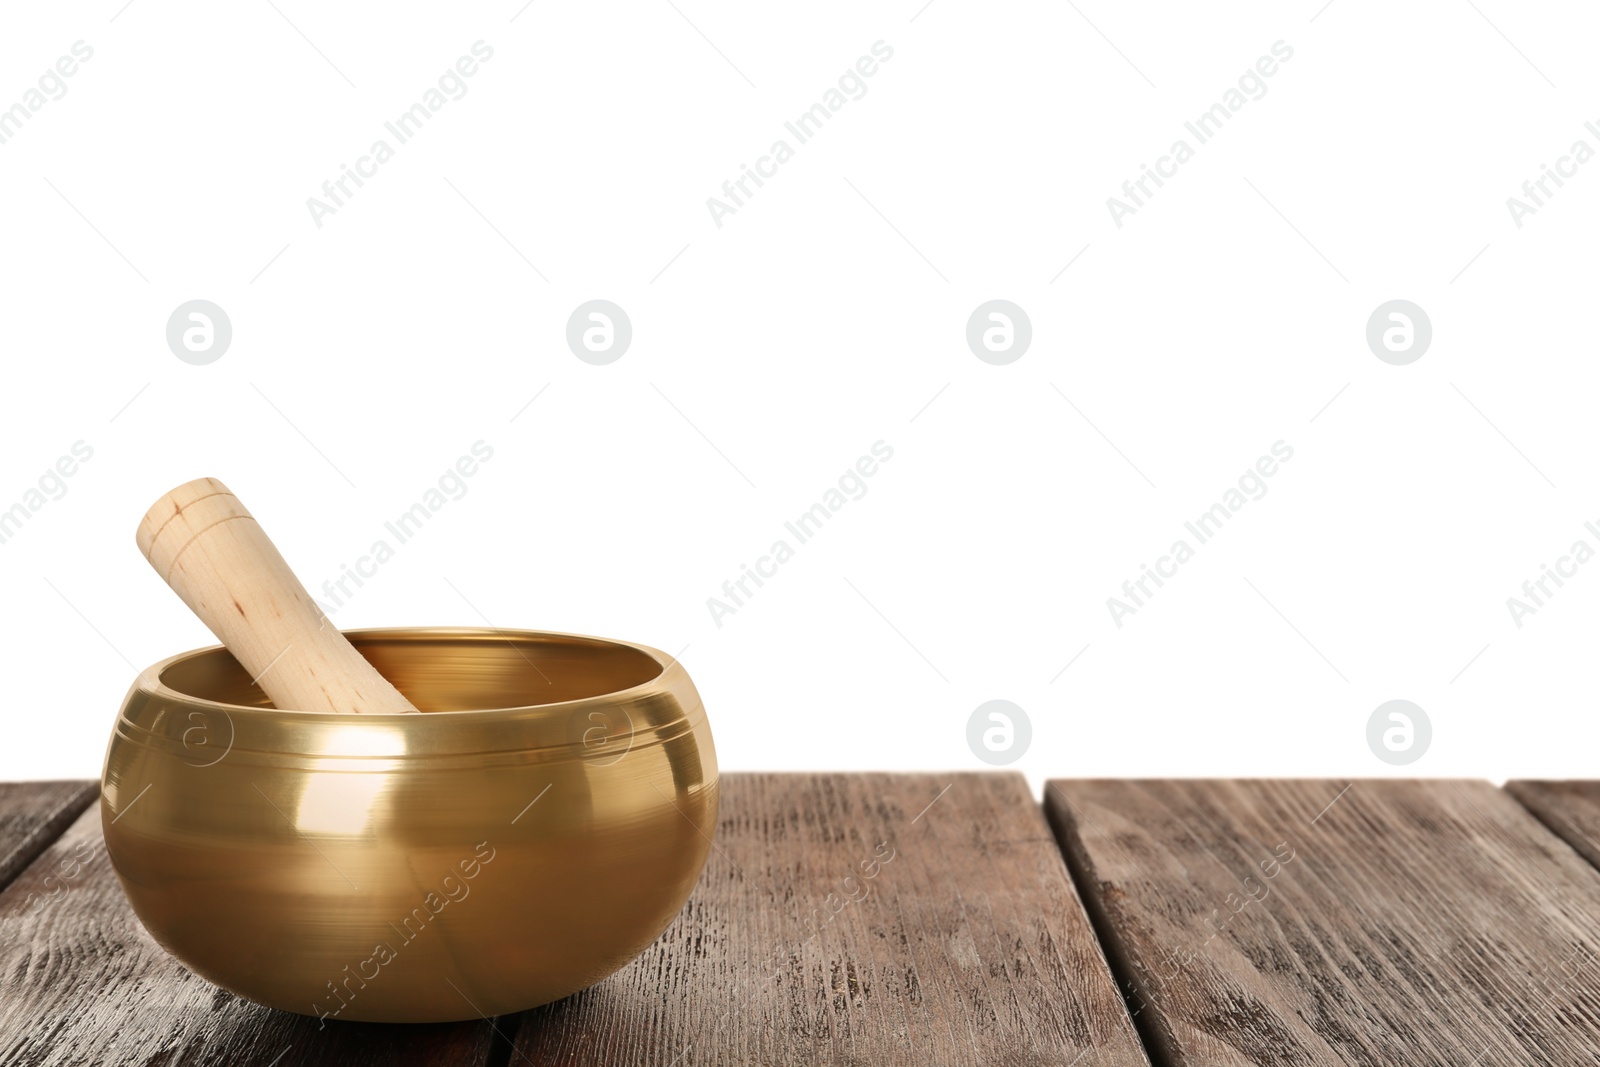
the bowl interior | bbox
[156,628,666,712]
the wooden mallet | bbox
[137,477,419,714]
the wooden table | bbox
[4,775,1600,1065]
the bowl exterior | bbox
[100,628,717,1024]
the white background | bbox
[2,1,1597,791]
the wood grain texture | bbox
[1507,780,1600,872]
[0,780,94,892]
[0,805,498,1066]
[512,773,1150,1066]
[1046,779,1600,1067]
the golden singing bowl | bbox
[100,627,717,1024]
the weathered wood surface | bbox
[0,780,94,891]
[1046,779,1600,1067]
[512,773,1150,1066]
[1507,780,1600,872]
[0,787,499,1067]
[16,775,1600,1066]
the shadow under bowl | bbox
[101,627,718,1023]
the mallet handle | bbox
[137,478,419,715]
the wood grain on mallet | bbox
[137,477,418,715]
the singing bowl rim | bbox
[132,625,687,719]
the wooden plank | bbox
[1046,779,1600,1067]
[513,772,1150,1066]
[0,805,500,1066]
[1507,780,1600,872]
[0,780,95,891]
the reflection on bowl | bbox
[101,627,717,1023]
